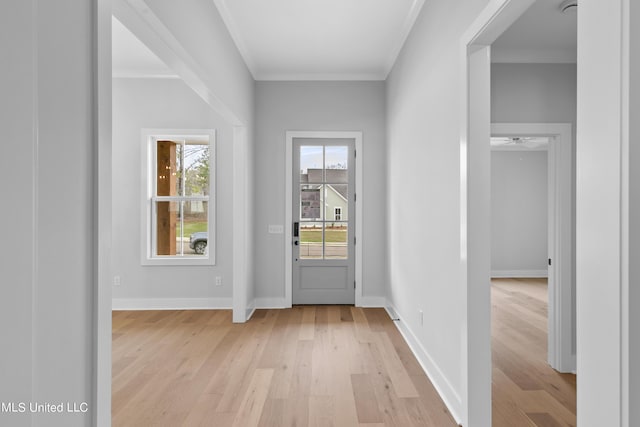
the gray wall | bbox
[0,1,94,425]
[491,150,548,275]
[112,78,234,303]
[254,81,387,302]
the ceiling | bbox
[493,0,577,63]
[112,0,577,81]
[112,17,177,78]
[213,0,424,80]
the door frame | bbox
[285,131,363,307]
[491,122,574,372]
[459,1,537,425]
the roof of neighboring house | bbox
[300,168,348,199]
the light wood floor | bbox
[492,278,576,427]
[112,306,458,426]
[112,282,576,427]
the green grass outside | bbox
[300,229,347,243]
[176,221,207,237]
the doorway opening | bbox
[489,129,576,425]
[460,0,577,425]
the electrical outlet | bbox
[215,276,222,286]
[113,276,121,286]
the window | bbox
[334,207,342,220]
[141,129,215,265]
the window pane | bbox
[156,140,180,196]
[156,201,179,255]
[300,146,323,183]
[325,184,348,221]
[183,143,210,196]
[156,200,209,257]
[299,222,323,259]
[300,185,323,221]
[325,223,348,259]
[325,146,348,183]
[184,200,208,255]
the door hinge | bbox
[354,149,356,158]
[354,236,356,245]
[548,258,552,266]
[354,280,356,289]
[354,193,356,202]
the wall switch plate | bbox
[215,276,222,286]
[268,225,284,234]
[113,276,121,286]
[419,310,423,326]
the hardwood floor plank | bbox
[374,331,419,398]
[308,395,334,427]
[232,368,274,427]
[299,305,316,340]
[351,373,382,423]
[492,279,576,427]
[526,412,565,427]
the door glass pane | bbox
[325,184,348,221]
[300,185,323,221]
[183,143,210,196]
[325,223,348,259]
[325,146,348,183]
[300,146,323,183]
[299,222,323,259]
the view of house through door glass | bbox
[293,138,355,304]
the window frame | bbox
[140,129,216,266]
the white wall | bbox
[254,81,387,305]
[631,1,640,421]
[491,150,547,276]
[144,0,254,125]
[0,1,94,425]
[112,78,235,306]
[386,0,490,421]
[576,0,634,425]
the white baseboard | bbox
[491,269,548,278]
[245,299,256,321]
[385,304,462,425]
[112,297,232,311]
[254,297,287,309]
[358,296,387,307]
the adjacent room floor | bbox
[492,278,576,427]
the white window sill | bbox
[141,256,215,267]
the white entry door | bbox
[292,138,355,304]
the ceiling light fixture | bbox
[559,0,577,13]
